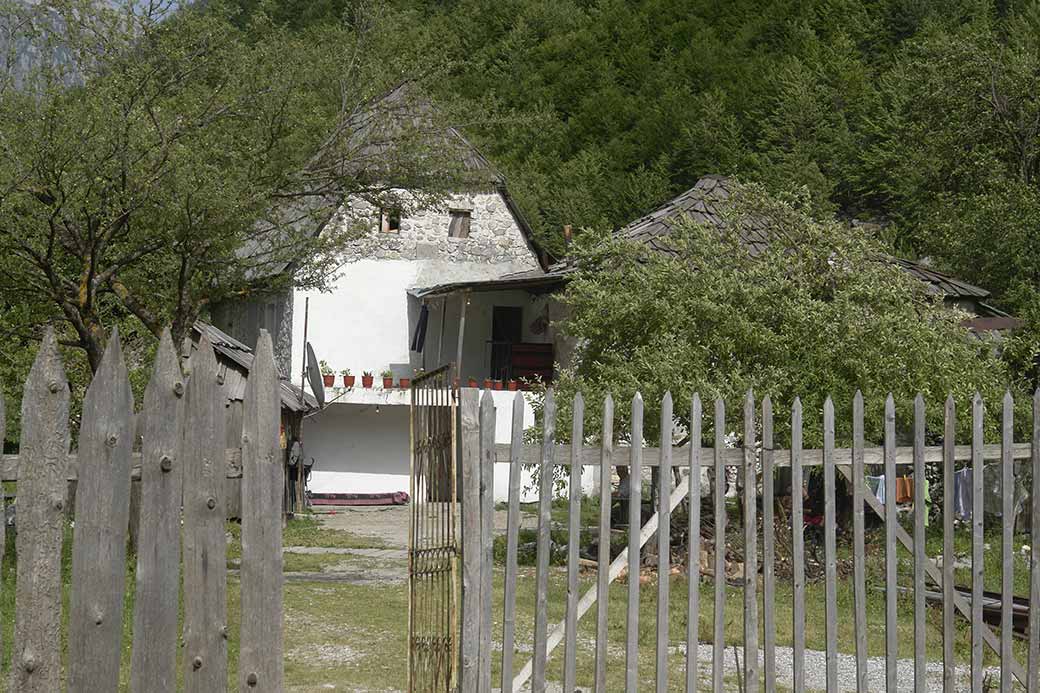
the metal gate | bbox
[408,365,459,692]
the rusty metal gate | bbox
[408,365,459,692]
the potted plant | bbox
[482,378,493,389]
[319,360,335,388]
[361,371,374,388]
[381,369,394,388]
[507,379,519,391]
[467,377,478,388]
[492,379,503,391]
[399,374,411,389]
[341,368,355,388]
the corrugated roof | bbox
[190,322,318,413]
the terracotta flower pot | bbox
[482,378,493,389]
[492,380,503,391]
[343,375,355,388]
[362,375,374,388]
[382,377,394,388]
[399,377,411,389]
[507,380,519,391]
[322,374,335,387]
[467,378,478,388]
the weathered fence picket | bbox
[183,336,229,692]
[1002,392,1014,693]
[531,389,554,692]
[822,397,837,693]
[685,394,701,693]
[10,328,69,693]
[913,394,926,693]
[884,394,898,692]
[626,393,643,693]
[852,391,868,693]
[655,392,672,693]
[594,394,613,693]
[711,397,725,693]
[761,396,775,693]
[500,392,524,693]
[791,398,805,693]
[564,393,584,693]
[131,330,185,693]
[1031,390,1040,693]
[68,330,135,693]
[972,394,985,693]
[238,332,285,692]
[0,326,283,692]
[942,396,956,693]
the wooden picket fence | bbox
[0,326,283,692]
[458,388,1040,692]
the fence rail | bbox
[1,327,284,693]
[460,388,1040,693]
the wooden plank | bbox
[67,330,135,693]
[131,330,184,693]
[712,398,726,693]
[1,438,1031,481]
[823,397,838,693]
[182,335,229,693]
[238,331,285,693]
[532,389,555,693]
[1001,391,1013,693]
[762,396,776,693]
[791,398,805,693]
[884,393,898,693]
[656,392,672,693]
[743,391,759,693]
[501,392,525,693]
[942,396,956,693]
[626,393,643,693]
[488,441,1033,470]
[564,393,584,693]
[9,328,69,693]
[686,394,702,693]
[852,391,868,693]
[1030,389,1040,693]
[594,394,614,693]
[972,394,985,693]
[459,387,481,693]
[913,394,926,693]
[479,391,496,693]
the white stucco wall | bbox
[305,389,595,502]
[291,189,544,384]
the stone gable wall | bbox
[334,190,539,271]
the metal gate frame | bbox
[408,364,459,692]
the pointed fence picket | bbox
[0,327,285,692]
[466,387,1040,692]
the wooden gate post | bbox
[459,387,481,693]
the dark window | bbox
[380,208,401,233]
[448,209,471,238]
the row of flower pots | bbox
[462,378,522,391]
[318,362,411,389]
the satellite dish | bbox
[305,342,325,408]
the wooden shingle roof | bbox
[614,176,991,301]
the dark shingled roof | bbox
[613,176,991,301]
[190,322,318,413]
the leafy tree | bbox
[544,183,1017,448]
[0,0,468,374]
